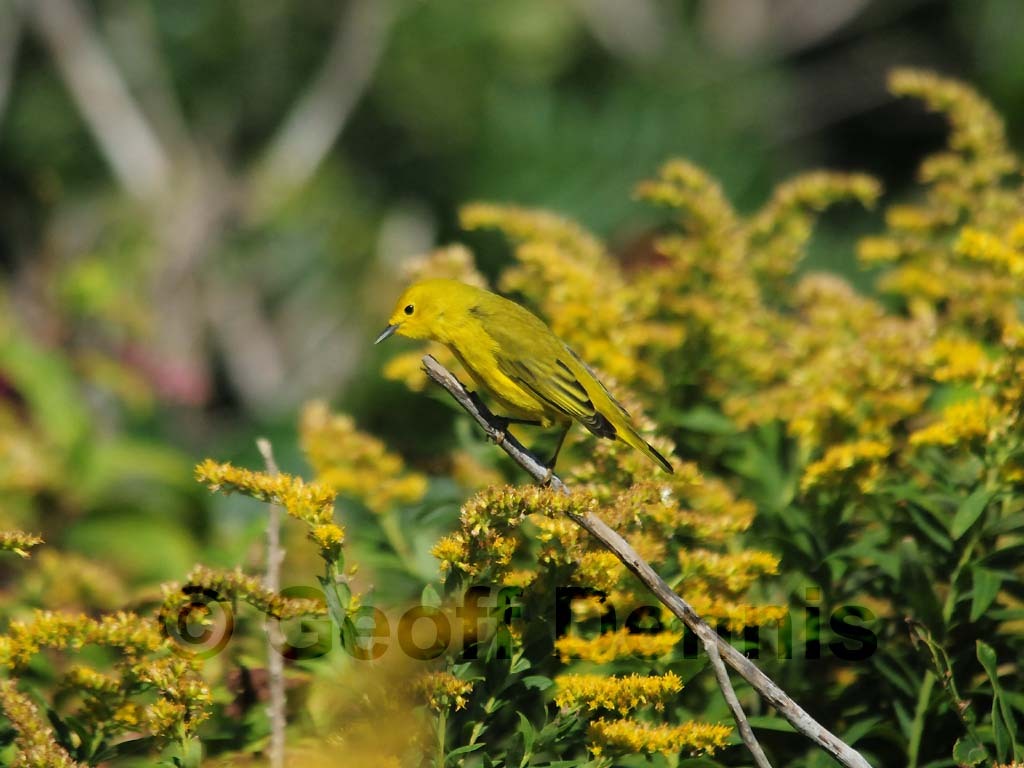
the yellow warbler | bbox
[375,279,672,473]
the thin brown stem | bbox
[421,354,872,768]
[256,437,286,768]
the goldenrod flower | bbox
[300,401,427,514]
[587,717,732,757]
[801,440,891,494]
[924,337,995,383]
[677,549,781,594]
[0,679,85,768]
[162,565,326,620]
[0,610,165,670]
[554,672,683,714]
[413,671,474,712]
[195,458,343,556]
[0,530,43,558]
[909,396,1007,448]
[555,628,682,664]
[956,227,1024,275]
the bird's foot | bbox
[490,416,510,447]
[540,466,554,486]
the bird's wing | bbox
[490,334,617,438]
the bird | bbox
[375,278,672,474]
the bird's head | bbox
[375,279,474,345]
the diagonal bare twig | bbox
[706,639,773,768]
[21,0,171,199]
[421,354,872,768]
[253,0,398,205]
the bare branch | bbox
[571,0,667,62]
[706,640,774,768]
[256,437,287,768]
[421,354,873,768]
[254,0,398,205]
[100,2,197,160]
[22,0,171,199]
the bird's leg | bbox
[467,390,542,445]
[492,417,542,447]
[541,425,571,486]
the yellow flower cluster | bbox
[555,627,683,664]
[431,484,597,578]
[957,227,1024,276]
[889,68,1012,167]
[162,565,327,620]
[686,596,789,633]
[0,611,212,748]
[801,440,891,494]
[300,400,427,514]
[462,203,674,388]
[0,529,43,558]
[554,672,683,714]
[0,679,84,768]
[677,549,781,594]
[413,671,474,712]
[587,717,732,757]
[63,664,121,697]
[722,274,929,446]
[629,154,923,452]
[746,171,881,283]
[924,337,995,383]
[0,610,164,669]
[195,458,344,554]
[862,70,1021,339]
[909,396,1008,448]
[434,460,781,634]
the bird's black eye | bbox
[404,304,414,316]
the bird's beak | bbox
[374,323,399,345]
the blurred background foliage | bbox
[1,0,1023,766]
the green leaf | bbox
[665,406,737,435]
[952,736,988,766]
[445,744,486,759]
[421,584,442,608]
[522,675,554,691]
[952,487,994,539]
[970,567,1003,622]
[745,716,796,733]
[908,506,953,552]
[977,640,999,680]
[985,510,1024,536]
[517,711,536,761]
[977,641,1019,763]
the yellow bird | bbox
[375,279,672,474]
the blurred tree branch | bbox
[14,0,399,411]
[251,0,399,213]
[571,0,667,62]
[20,0,171,200]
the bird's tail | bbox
[618,426,673,474]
